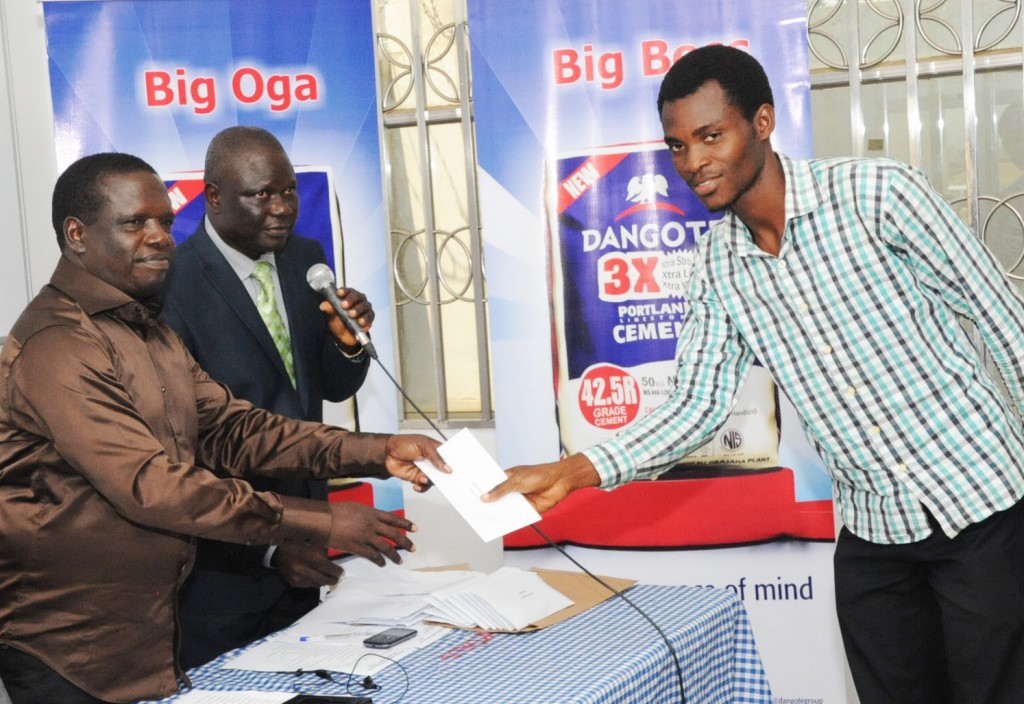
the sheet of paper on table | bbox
[222,562,459,675]
[221,622,451,677]
[219,561,592,676]
[415,428,540,542]
[170,691,294,703]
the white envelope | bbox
[415,428,540,543]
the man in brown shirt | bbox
[0,153,444,704]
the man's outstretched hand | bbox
[482,454,601,513]
[384,433,449,493]
[272,543,343,588]
[327,500,416,567]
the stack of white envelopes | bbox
[422,566,574,631]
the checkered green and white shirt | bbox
[583,155,1024,544]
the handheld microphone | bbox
[306,263,378,359]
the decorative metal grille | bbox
[807,0,1024,392]
[374,0,491,424]
[807,0,1024,283]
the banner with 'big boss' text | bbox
[467,1,849,701]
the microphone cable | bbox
[309,266,685,702]
[369,354,687,703]
[528,525,686,703]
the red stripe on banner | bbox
[165,178,206,215]
[614,201,686,221]
[504,468,835,549]
[557,152,630,213]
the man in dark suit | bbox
[162,126,377,669]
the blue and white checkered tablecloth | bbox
[141,584,772,704]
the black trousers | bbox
[179,583,318,670]
[835,499,1024,704]
[0,645,108,704]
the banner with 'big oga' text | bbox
[42,0,403,508]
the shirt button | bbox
[846,386,857,396]
[869,426,881,435]
[895,463,907,473]
[779,261,788,270]
[822,345,833,355]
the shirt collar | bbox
[782,154,822,221]
[717,153,822,257]
[50,255,162,326]
[205,216,278,280]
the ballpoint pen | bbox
[298,634,356,642]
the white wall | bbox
[0,0,60,334]
[0,11,87,698]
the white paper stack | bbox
[305,564,481,628]
[422,566,574,631]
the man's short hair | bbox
[204,126,287,185]
[52,152,158,250]
[657,45,774,121]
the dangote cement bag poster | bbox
[467,0,833,548]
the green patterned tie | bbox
[251,261,296,387]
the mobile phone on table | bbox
[362,626,417,649]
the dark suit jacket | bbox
[162,221,370,615]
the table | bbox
[143,584,772,704]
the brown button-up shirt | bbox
[0,257,390,703]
